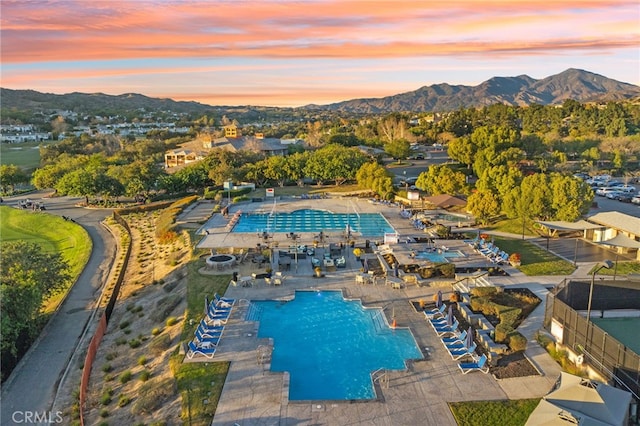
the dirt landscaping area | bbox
[55,211,195,426]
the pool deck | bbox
[182,198,564,425]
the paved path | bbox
[1,196,115,426]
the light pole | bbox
[586,260,614,321]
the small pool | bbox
[414,249,465,263]
[246,290,422,401]
[232,209,395,237]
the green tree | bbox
[304,145,367,186]
[1,241,70,380]
[356,162,393,197]
[466,190,500,225]
[0,164,28,194]
[384,138,411,163]
[415,164,467,195]
[447,136,476,169]
[549,174,594,221]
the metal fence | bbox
[545,279,640,400]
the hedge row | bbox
[469,287,527,350]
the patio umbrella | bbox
[465,327,474,349]
[435,291,443,308]
[205,295,210,315]
[447,304,454,327]
[363,259,368,273]
[394,262,399,277]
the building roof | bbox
[587,212,640,236]
[536,220,602,231]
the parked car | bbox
[596,187,623,196]
[631,195,640,205]
[614,193,633,203]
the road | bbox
[1,191,116,425]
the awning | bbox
[598,233,640,249]
[536,220,602,232]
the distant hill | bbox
[2,69,639,117]
[309,69,640,113]
[0,88,217,115]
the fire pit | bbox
[206,254,236,269]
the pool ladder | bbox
[372,368,389,389]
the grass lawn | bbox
[491,236,575,276]
[592,261,640,276]
[0,141,43,170]
[485,217,539,238]
[449,398,540,426]
[0,205,92,312]
[171,258,231,425]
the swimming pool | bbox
[232,209,395,237]
[246,290,422,401]
[414,249,465,263]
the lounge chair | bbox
[199,319,224,333]
[214,293,235,306]
[194,330,221,346]
[441,330,467,346]
[195,326,223,339]
[447,342,477,360]
[458,354,489,374]
[424,304,446,320]
[432,319,459,337]
[187,341,216,359]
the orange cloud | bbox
[2,0,637,63]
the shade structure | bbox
[422,194,466,208]
[597,233,640,249]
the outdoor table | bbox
[239,276,253,287]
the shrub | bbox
[119,370,132,384]
[494,323,513,343]
[118,395,131,407]
[470,287,497,297]
[129,338,141,348]
[438,263,455,278]
[101,364,113,373]
[166,316,178,327]
[151,327,162,336]
[139,369,151,382]
[119,320,130,330]
[99,408,109,418]
[100,387,113,405]
[509,332,528,352]
[138,355,148,366]
[105,352,118,361]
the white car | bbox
[632,195,640,205]
[596,187,622,196]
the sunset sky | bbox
[1,0,638,107]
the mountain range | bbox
[1,69,639,116]
[310,68,640,113]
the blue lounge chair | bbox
[448,342,477,360]
[441,330,467,347]
[424,304,446,320]
[195,326,223,339]
[458,354,489,374]
[194,330,221,345]
[199,319,224,333]
[187,341,216,359]
[432,319,459,336]
[214,293,235,306]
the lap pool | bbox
[231,209,395,237]
[246,290,422,401]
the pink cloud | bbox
[2,0,637,63]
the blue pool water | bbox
[246,290,422,401]
[232,209,395,237]
[414,250,465,263]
